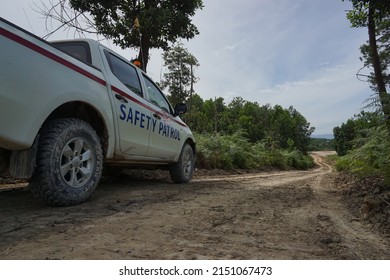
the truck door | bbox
[104,51,151,156]
[142,75,182,160]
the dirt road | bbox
[0,152,389,259]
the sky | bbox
[1,0,372,136]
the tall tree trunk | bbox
[368,2,390,187]
[189,64,194,111]
[368,3,390,133]
[137,34,150,72]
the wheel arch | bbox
[43,101,109,157]
[184,137,196,156]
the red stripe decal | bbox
[0,27,106,87]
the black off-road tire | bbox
[169,143,195,183]
[30,118,103,206]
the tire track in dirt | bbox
[308,152,390,259]
[189,151,390,259]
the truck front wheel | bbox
[169,143,194,183]
[31,118,103,206]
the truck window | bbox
[143,74,172,114]
[105,51,143,97]
[52,41,92,64]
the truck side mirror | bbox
[174,103,188,116]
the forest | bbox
[181,95,316,170]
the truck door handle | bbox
[153,113,161,119]
[115,94,128,103]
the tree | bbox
[264,105,314,153]
[38,0,203,71]
[333,119,357,156]
[186,93,208,132]
[288,106,315,153]
[160,43,199,106]
[345,0,390,186]
[333,111,383,155]
[345,0,390,133]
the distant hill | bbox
[311,134,334,139]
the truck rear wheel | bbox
[169,143,194,183]
[31,118,103,206]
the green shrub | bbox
[335,157,351,172]
[267,150,288,170]
[335,126,390,182]
[285,150,315,170]
[194,132,314,171]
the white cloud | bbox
[256,59,371,134]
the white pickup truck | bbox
[0,17,196,206]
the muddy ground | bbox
[0,151,389,259]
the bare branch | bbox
[356,65,373,83]
[33,0,100,40]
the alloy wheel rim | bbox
[183,152,192,177]
[60,137,95,188]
